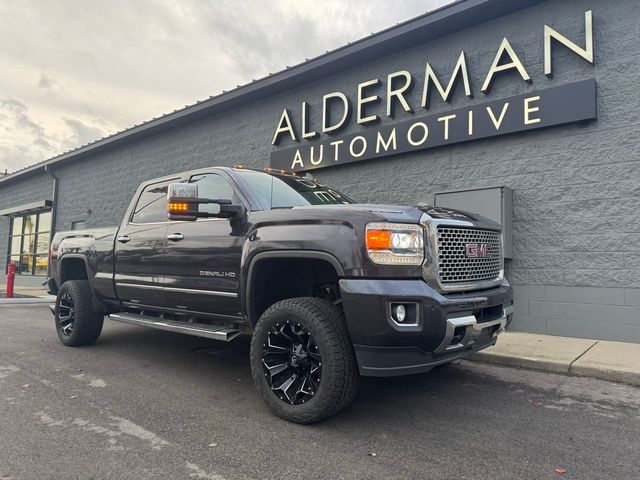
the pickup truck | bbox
[48,166,513,423]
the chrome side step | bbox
[108,312,242,342]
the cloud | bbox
[0,0,451,174]
[0,98,107,172]
[0,98,52,149]
[38,73,57,91]
[200,2,324,78]
[62,117,105,148]
[0,98,54,171]
[198,0,448,80]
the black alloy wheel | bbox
[262,321,322,405]
[57,291,76,337]
[250,297,360,424]
[54,280,104,346]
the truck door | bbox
[114,179,175,307]
[162,172,244,318]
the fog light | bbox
[393,304,406,323]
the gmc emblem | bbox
[466,243,490,258]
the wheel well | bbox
[60,258,89,283]
[248,257,340,325]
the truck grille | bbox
[436,227,502,285]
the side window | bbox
[131,180,174,224]
[189,173,239,215]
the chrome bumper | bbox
[435,305,513,354]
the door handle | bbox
[167,233,184,241]
[117,235,131,244]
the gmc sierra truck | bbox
[47,166,512,423]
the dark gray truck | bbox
[48,166,512,423]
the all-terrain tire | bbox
[55,280,104,346]
[250,297,360,424]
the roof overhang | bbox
[0,200,53,217]
[0,0,545,186]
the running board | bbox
[108,313,242,342]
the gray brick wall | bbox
[1,0,639,340]
[512,285,640,342]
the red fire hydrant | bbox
[6,262,16,298]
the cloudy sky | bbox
[0,0,450,174]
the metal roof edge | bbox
[0,0,544,186]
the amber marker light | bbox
[168,202,189,211]
[366,229,392,250]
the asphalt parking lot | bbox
[1,304,639,480]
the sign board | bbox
[270,79,597,172]
[269,10,597,172]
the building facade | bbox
[1,0,639,341]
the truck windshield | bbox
[235,170,355,210]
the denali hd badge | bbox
[466,243,490,258]
[200,270,236,278]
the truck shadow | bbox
[97,322,481,427]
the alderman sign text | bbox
[271,81,596,172]
[269,10,597,172]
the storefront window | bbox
[8,210,52,276]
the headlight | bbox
[365,222,424,265]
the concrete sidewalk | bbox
[470,331,640,387]
[0,296,55,305]
[0,284,54,304]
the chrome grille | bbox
[436,227,502,284]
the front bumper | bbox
[339,278,512,377]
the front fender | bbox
[241,248,347,325]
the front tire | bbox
[55,280,104,346]
[250,297,359,424]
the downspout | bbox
[44,165,59,279]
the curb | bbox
[0,297,55,305]
[468,351,572,375]
[469,347,640,387]
[569,363,640,387]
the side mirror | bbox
[167,183,200,221]
[167,183,243,221]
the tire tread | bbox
[55,280,103,346]
[250,297,359,423]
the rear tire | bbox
[250,297,359,424]
[55,280,103,346]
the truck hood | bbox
[416,204,500,230]
[290,203,500,230]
